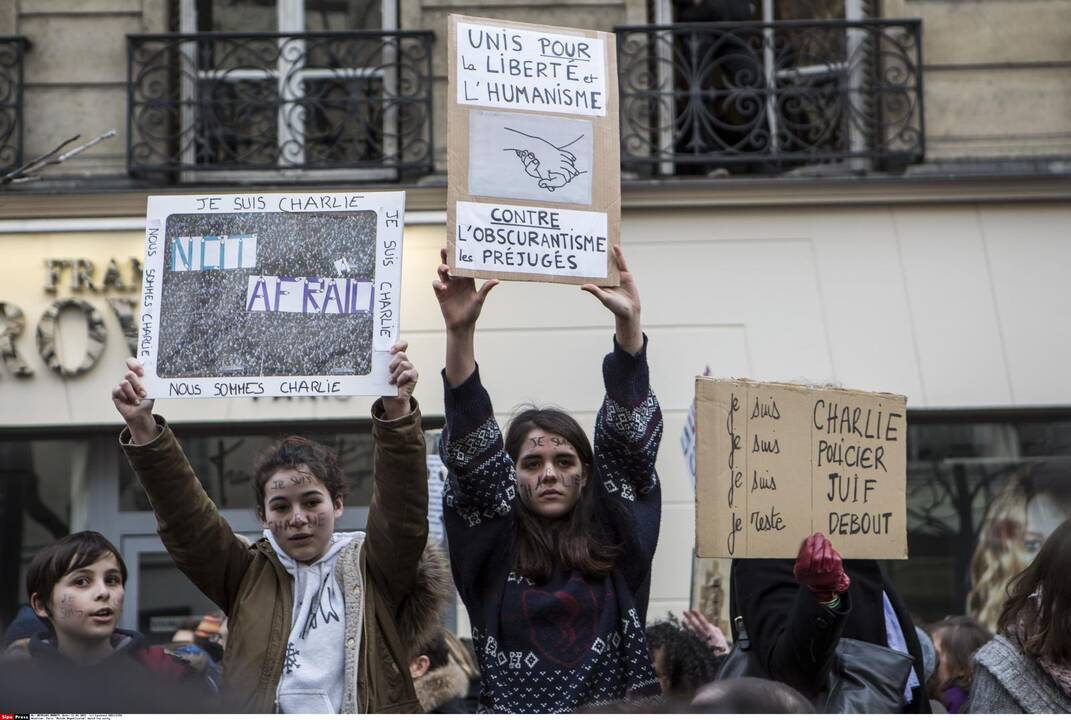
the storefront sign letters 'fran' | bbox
[447,15,621,286]
[0,258,143,380]
[695,377,908,560]
[138,192,405,399]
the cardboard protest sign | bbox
[695,377,908,559]
[138,192,404,399]
[447,14,621,286]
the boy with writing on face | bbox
[4,531,210,711]
[111,341,450,713]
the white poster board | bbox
[447,15,621,286]
[139,192,404,399]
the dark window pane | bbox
[119,428,375,512]
[0,439,85,628]
[305,0,381,31]
[886,418,1071,630]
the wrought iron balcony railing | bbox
[0,37,27,176]
[615,19,923,175]
[127,31,434,178]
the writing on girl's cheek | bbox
[268,512,329,535]
[519,473,585,500]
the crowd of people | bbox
[2,247,1071,714]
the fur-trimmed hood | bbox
[397,542,453,655]
[415,658,470,713]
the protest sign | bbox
[447,14,620,286]
[138,192,404,399]
[695,377,908,559]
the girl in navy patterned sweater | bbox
[432,246,663,712]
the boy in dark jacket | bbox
[6,532,208,711]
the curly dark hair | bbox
[645,614,723,698]
[251,436,349,519]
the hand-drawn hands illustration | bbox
[503,127,585,192]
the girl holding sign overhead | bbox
[109,341,452,713]
[432,246,663,712]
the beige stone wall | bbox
[884,0,1071,159]
[11,0,167,176]
[398,0,647,172]
[6,0,1070,176]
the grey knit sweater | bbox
[968,635,1071,714]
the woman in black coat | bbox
[731,533,930,713]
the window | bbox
[0,438,92,629]
[646,0,878,173]
[886,412,1071,629]
[118,426,376,511]
[178,0,399,175]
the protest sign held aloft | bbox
[138,192,405,399]
[447,14,621,286]
[695,377,908,559]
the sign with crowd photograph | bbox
[695,377,908,559]
[447,14,621,286]
[138,192,404,399]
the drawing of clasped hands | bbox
[504,127,582,192]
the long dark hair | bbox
[997,518,1071,665]
[504,407,620,583]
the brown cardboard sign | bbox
[447,14,620,286]
[695,377,908,559]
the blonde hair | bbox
[967,470,1032,633]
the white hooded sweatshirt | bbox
[266,529,364,713]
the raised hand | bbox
[381,339,418,420]
[682,609,730,655]
[433,248,498,387]
[793,532,851,603]
[111,357,159,444]
[581,245,643,353]
[432,247,499,333]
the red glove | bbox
[793,533,850,603]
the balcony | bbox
[0,37,27,177]
[127,31,434,181]
[615,19,924,176]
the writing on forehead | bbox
[269,469,318,491]
[528,433,574,450]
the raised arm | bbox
[363,341,430,611]
[586,247,663,592]
[113,359,252,614]
[731,534,852,698]
[432,248,516,602]
[588,245,660,483]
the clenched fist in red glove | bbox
[793,532,850,603]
